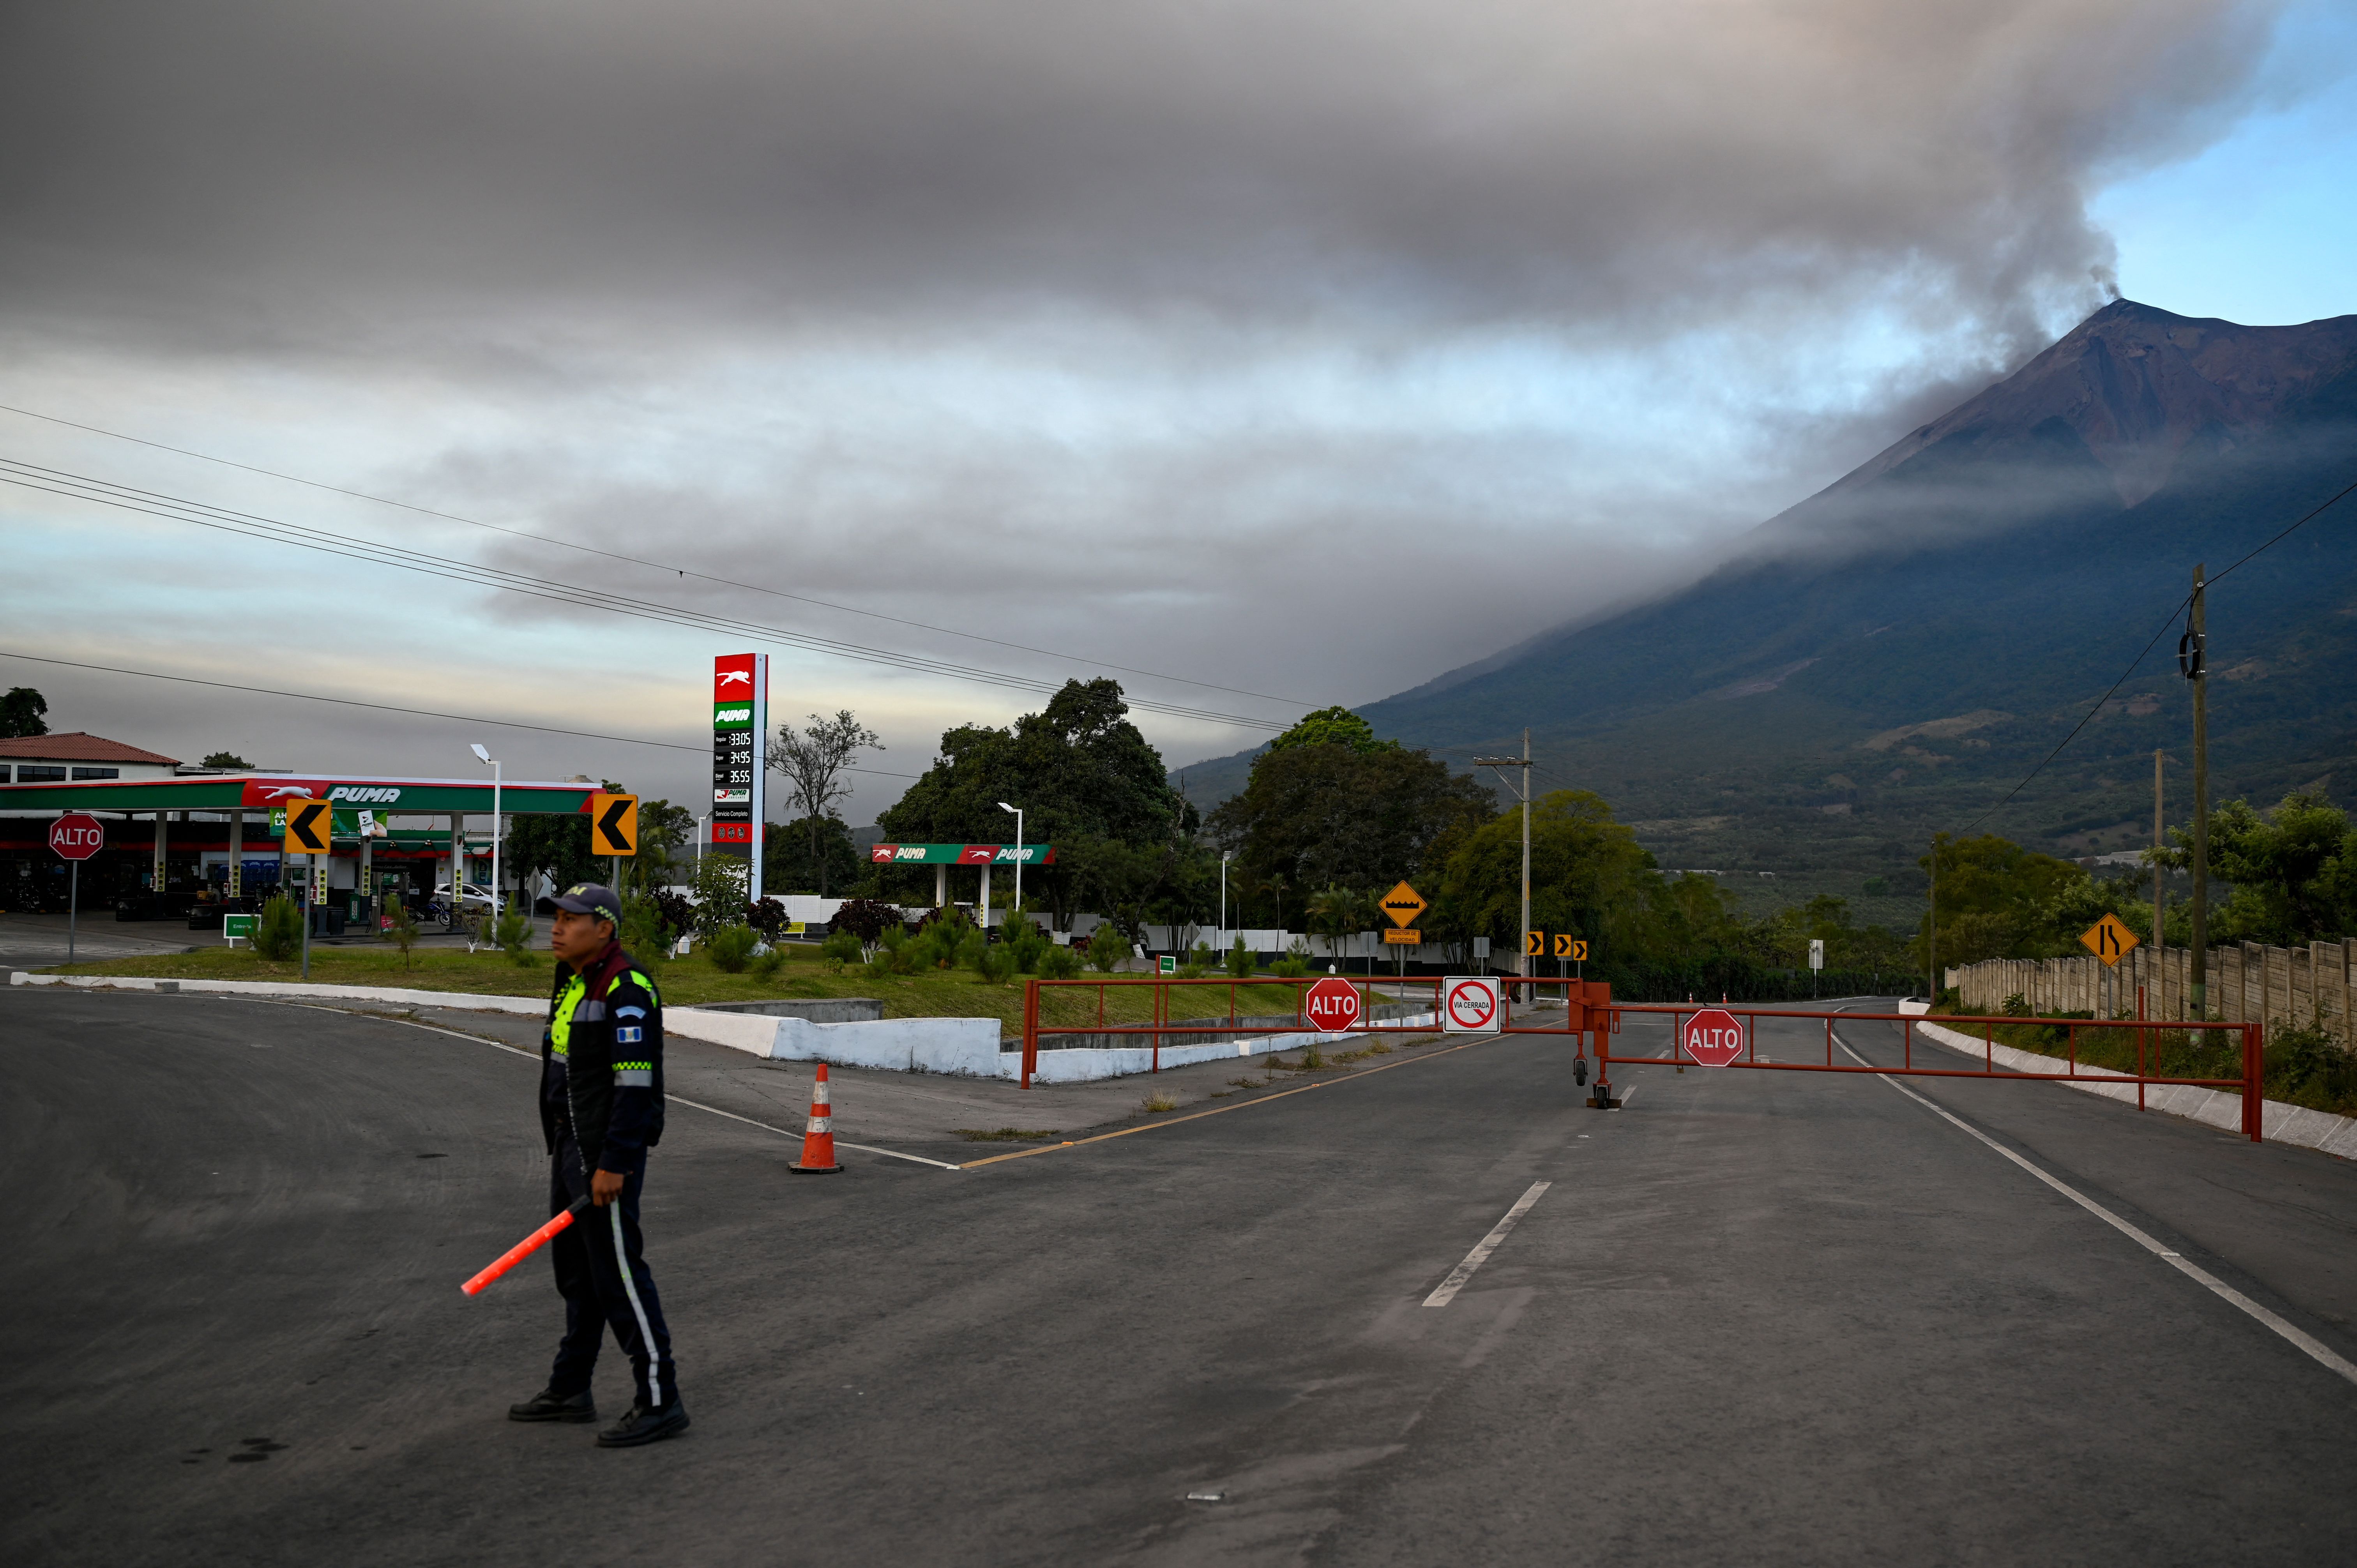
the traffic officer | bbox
[506,883,688,1447]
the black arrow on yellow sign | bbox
[283,798,332,855]
[589,792,638,856]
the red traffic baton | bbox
[461,1197,588,1297]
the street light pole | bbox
[998,802,1024,919]
[1221,851,1233,944]
[1473,730,1536,982]
[471,743,501,926]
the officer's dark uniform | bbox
[507,883,685,1445]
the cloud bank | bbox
[0,0,2311,798]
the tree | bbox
[1304,883,1373,969]
[1915,833,2092,967]
[877,679,1192,929]
[1,687,48,738]
[2182,791,2357,946]
[506,810,599,899]
[627,798,698,894]
[767,710,883,896]
[1263,706,1399,756]
[1208,736,1491,895]
[765,814,862,895]
[201,751,252,769]
[1433,790,1655,956]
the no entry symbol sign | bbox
[1304,976,1361,1033]
[1443,976,1500,1033]
[1680,1008,1746,1068]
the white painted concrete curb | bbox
[10,970,550,1015]
[1912,1017,2357,1160]
[9,972,1440,1082]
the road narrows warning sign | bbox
[2078,912,2139,966]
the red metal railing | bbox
[1018,975,1447,1088]
[1020,975,2267,1144]
[1590,999,2264,1142]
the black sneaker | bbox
[595,1397,690,1448]
[507,1388,597,1423]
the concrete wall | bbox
[690,997,885,1023]
[1947,938,2357,1045]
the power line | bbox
[0,457,1291,730]
[0,400,1315,710]
[1952,470,2357,837]
[0,649,921,778]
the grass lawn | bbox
[34,942,1328,1040]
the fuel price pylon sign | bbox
[710,653,768,897]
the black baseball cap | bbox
[553,883,622,925]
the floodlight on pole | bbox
[471,744,502,922]
[998,802,1023,913]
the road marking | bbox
[959,1038,1479,1168]
[1831,1025,2357,1388]
[284,1003,965,1171]
[1424,1181,1551,1307]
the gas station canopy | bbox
[0,772,600,815]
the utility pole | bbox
[2186,564,2209,1016]
[1926,833,1938,1002]
[2152,747,2165,1009]
[1473,731,1535,983]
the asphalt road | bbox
[7,990,2355,1565]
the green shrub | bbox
[1037,942,1084,980]
[1225,936,1254,980]
[955,927,991,972]
[494,909,534,966]
[1086,925,1129,973]
[1002,911,1055,974]
[1271,952,1310,979]
[255,895,304,961]
[707,923,759,974]
[620,893,672,962]
[820,931,863,974]
[976,941,1019,985]
[386,899,419,970]
[689,853,751,936]
[876,925,915,975]
[750,946,786,981]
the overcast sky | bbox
[3,0,2352,828]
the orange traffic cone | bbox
[790,1062,843,1174]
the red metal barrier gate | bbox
[1017,975,2266,1143]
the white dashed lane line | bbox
[1424,1181,1551,1308]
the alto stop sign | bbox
[49,813,105,861]
[1680,1007,1746,1068]
[1304,975,1361,1033]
